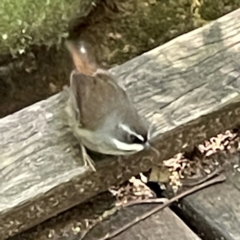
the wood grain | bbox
[83,205,201,240]
[2,8,240,239]
[174,151,240,240]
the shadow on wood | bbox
[1,8,240,239]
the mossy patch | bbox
[0,0,96,57]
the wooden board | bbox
[8,193,200,240]
[2,7,240,239]
[173,151,240,240]
[82,205,201,240]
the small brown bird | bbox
[64,40,151,171]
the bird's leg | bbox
[80,144,96,172]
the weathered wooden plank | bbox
[82,205,201,240]
[173,151,240,240]
[2,7,240,239]
[8,194,201,240]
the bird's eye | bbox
[129,134,144,144]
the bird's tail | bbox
[65,40,98,76]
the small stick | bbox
[123,167,223,208]
[98,173,226,240]
[123,198,168,207]
[180,167,224,187]
[80,168,225,240]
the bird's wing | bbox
[69,72,128,131]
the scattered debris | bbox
[109,129,240,206]
[10,129,240,240]
[97,171,226,240]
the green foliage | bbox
[199,0,240,20]
[0,0,94,57]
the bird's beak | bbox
[144,142,150,149]
[145,141,160,159]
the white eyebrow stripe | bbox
[112,139,144,153]
[119,123,144,141]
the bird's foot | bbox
[81,144,96,172]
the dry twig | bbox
[81,168,226,240]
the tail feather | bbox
[65,40,98,76]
